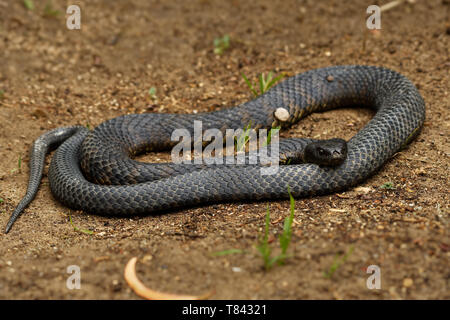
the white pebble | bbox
[274,108,290,122]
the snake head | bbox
[303,138,347,166]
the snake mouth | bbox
[328,152,346,165]
[332,150,343,159]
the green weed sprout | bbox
[257,187,296,270]
[69,213,94,235]
[148,87,157,100]
[380,182,395,190]
[23,0,34,10]
[324,245,354,278]
[242,71,285,97]
[214,35,230,55]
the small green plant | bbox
[213,35,230,55]
[256,187,296,270]
[256,206,272,269]
[324,245,354,278]
[263,126,280,147]
[43,1,61,17]
[10,156,22,174]
[148,87,157,100]
[23,0,34,10]
[380,182,395,190]
[86,123,91,130]
[235,122,252,152]
[278,187,296,264]
[212,188,296,271]
[242,71,285,97]
[0,90,4,100]
[235,123,280,153]
[0,198,4,204]
[69,213,94,235]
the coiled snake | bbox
[5,65,425,233]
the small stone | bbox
[231,267,242,272]
[111,279,121,292]
[403,278,413,288]
[274,108,290,122]
[413,167,426,175]
[142,255,153,262]
[354,186,373,194]
[326,75,334,82]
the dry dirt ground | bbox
[0,0,448,299]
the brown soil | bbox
[0,0,448,299]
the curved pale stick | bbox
[124,257,214,300]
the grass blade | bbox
[69,213,94,235]
[23,0,34,10]
[242,73,258,96]
[278,187,295,264]
[258,74,265,95]
[266,72,285,90]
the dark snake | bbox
[5,65,425,233]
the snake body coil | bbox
[6,65,425,233]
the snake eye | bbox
[318,148,326,156]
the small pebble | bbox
[403,278,413,288]
[274,108,289,122]
[354,186,373,194]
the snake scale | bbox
[5,65,425,233]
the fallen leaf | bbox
[124,257,214,300]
